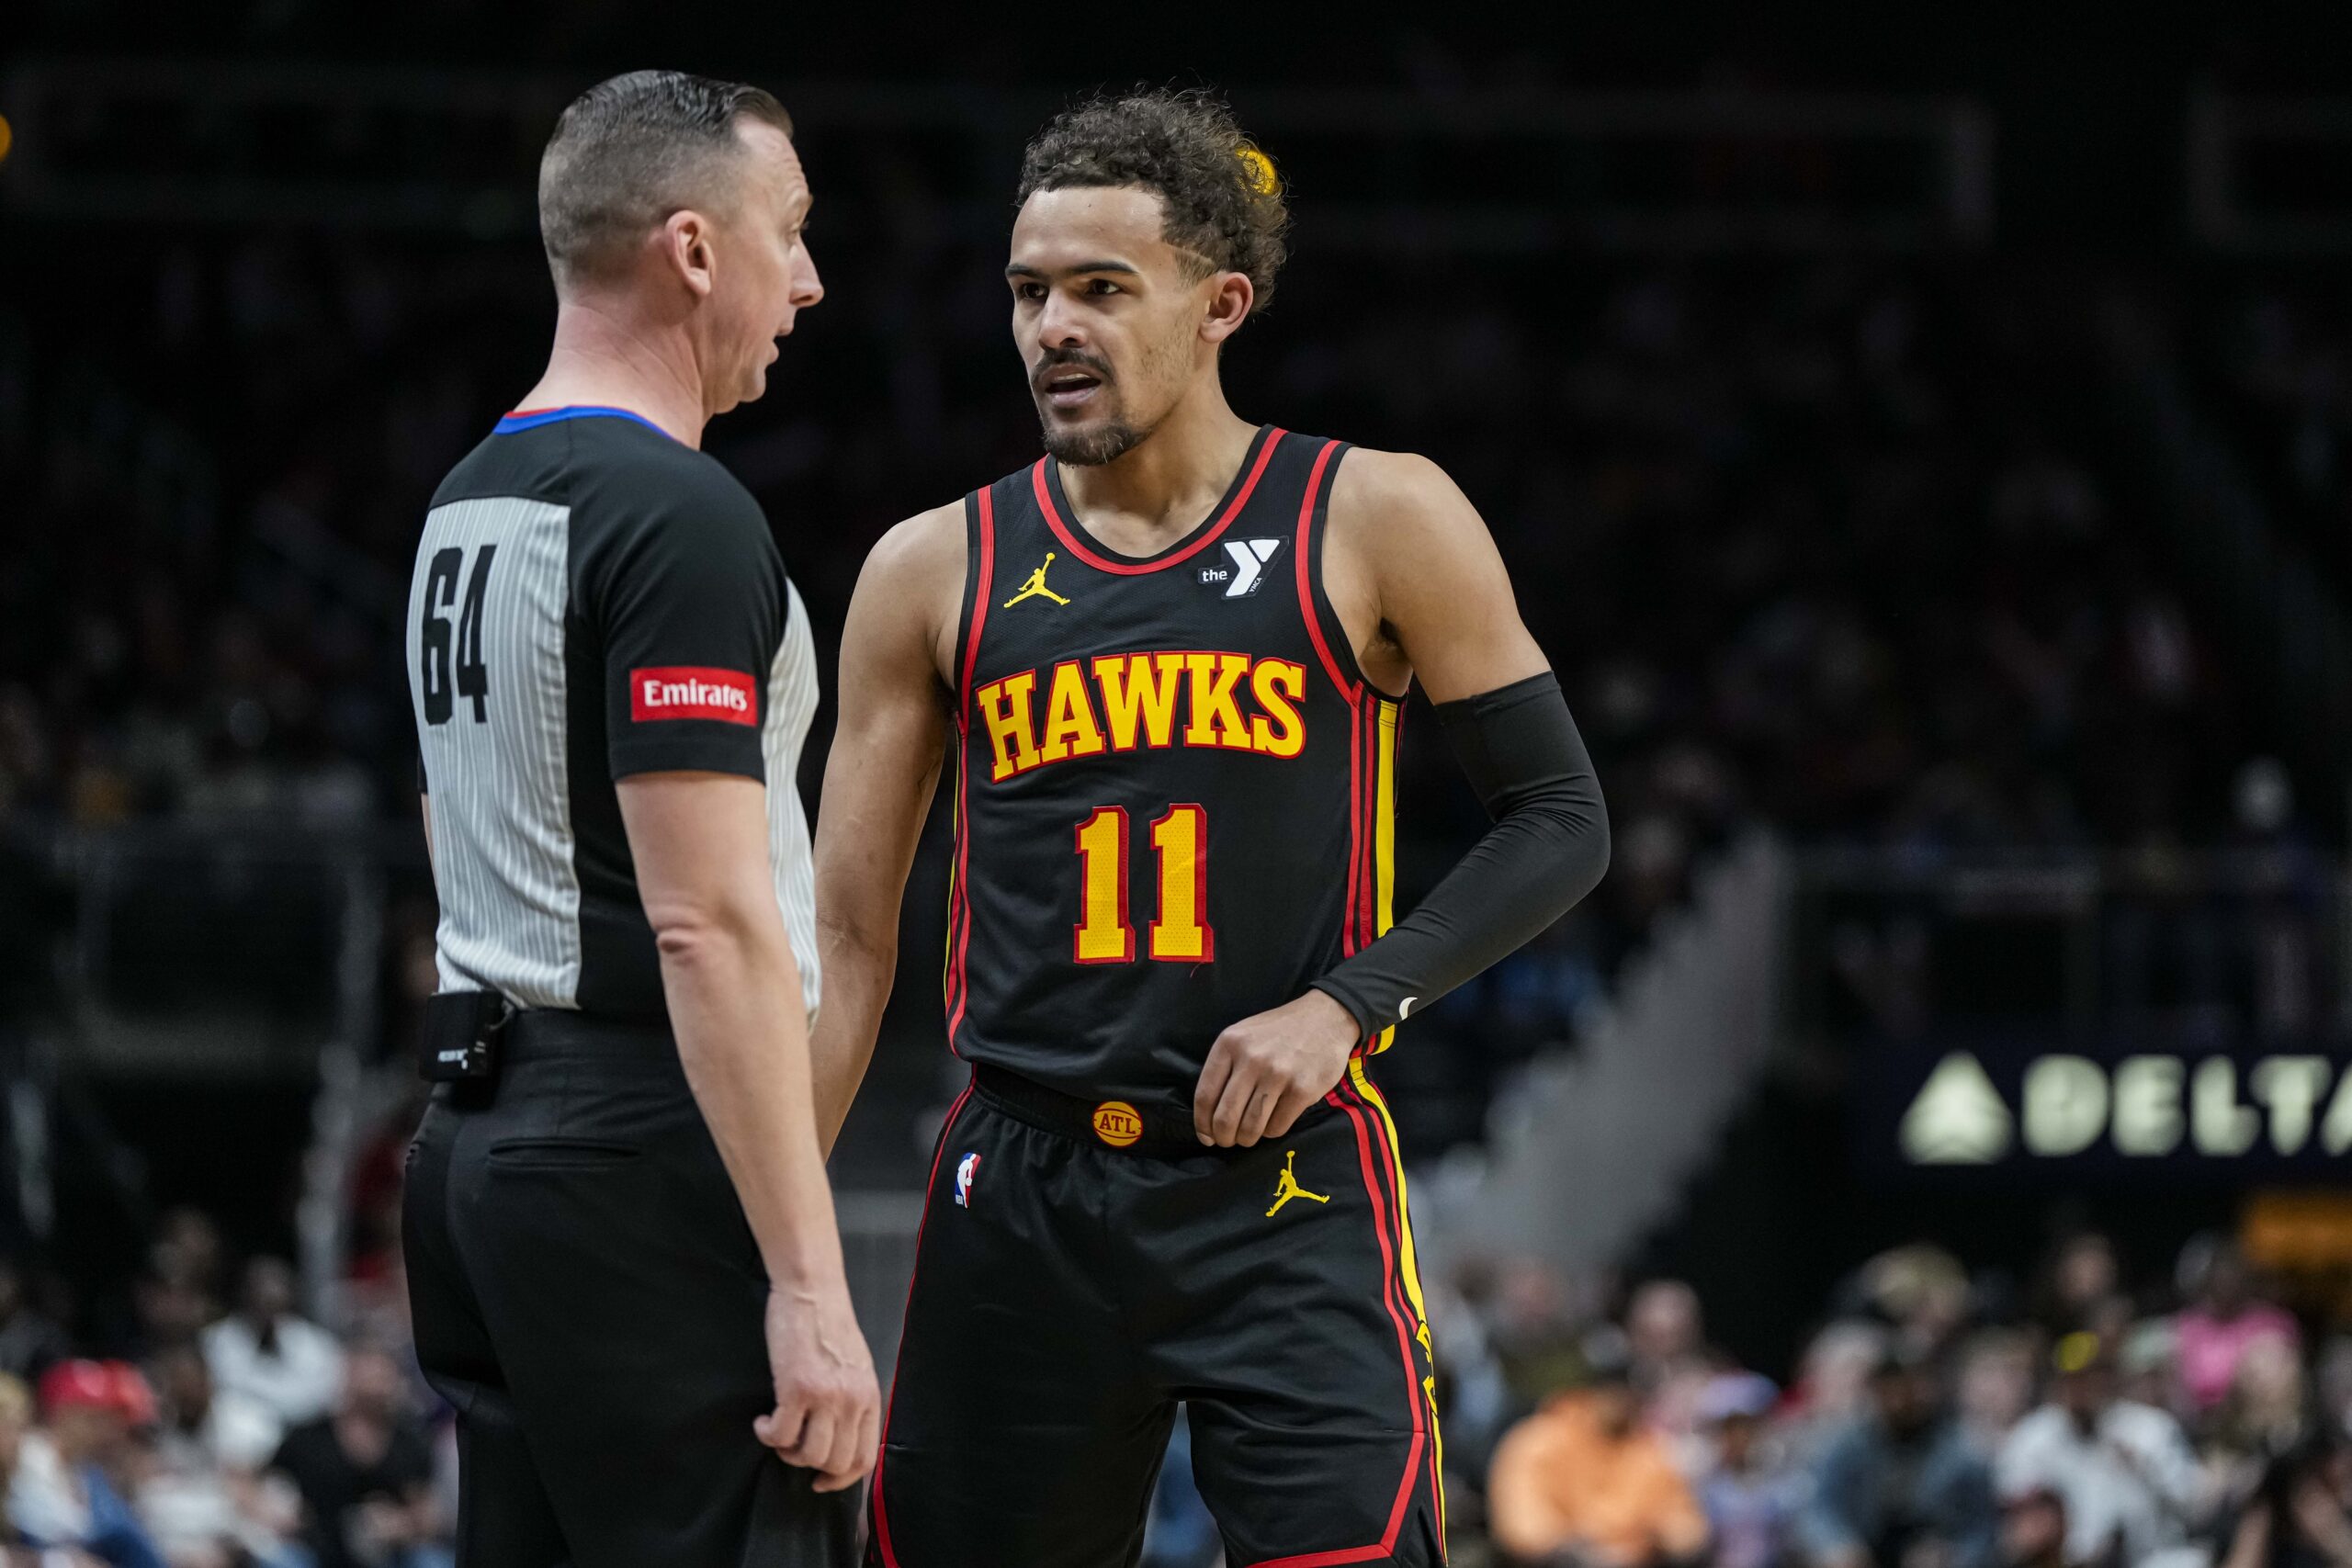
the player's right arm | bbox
[808,502,966,1154]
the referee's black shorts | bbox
[402,1010,862,1567]
[869,1060,1446,1568]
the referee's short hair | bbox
[538,70,795,288]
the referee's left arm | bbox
[597,488,879,1493]
[620,773,877,1490]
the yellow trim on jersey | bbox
[1371,699,1400,1053]
[1350,1056,1446,1534]
[1350,1060,1427,1324]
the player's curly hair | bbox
[1016,88,1291,315]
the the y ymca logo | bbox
[954,1152,981,1208]
[1197,538,1283,598]
[1264,1150,1329,1218]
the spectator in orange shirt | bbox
[1488,1362,1711,1568]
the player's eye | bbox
[1014,282,1047,302]
[1085,278,1122,296]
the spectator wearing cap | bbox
[267,1346,439,1568]
[199,1260,340,1432]
[1996,1332,2203,1568]
[1798,1347,1999,1568]
[1695,1372,1801,1568]
[1487,1359,1710,1568]
[10,1361,166,1568]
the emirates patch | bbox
[629,667,756,725]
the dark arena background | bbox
[6,6,2352,1564]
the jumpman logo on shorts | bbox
[1264,1150,1329,1217]
[1002,553,1070,609]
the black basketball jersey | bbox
[944,424,1401,1114]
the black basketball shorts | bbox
[868,1059,1446,1568]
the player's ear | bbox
[663,209,718,299]
[1201,270,1252,345]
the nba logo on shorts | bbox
[954,1152,980,1208]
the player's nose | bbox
[1035,289,1089,349]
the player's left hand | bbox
[1193,989,1362,1147]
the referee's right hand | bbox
[753,1277,882,1493]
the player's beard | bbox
[1040,413,1148,467]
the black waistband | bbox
[970,1064,1223,1157]
[501,1008,678,1066]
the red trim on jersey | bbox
[1293,440,1359,703]
[1351,1076,1445,1529]
[1284,1088,1426,1567]
[1251,1544,1407,1568]
[1031,429,1285,576]
[943,744,967,1029]
[1343,1077,1419,1341]
[959,488,998,721]
[944,491,997,1050]
[870,1081,976,1568]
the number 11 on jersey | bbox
[1073,804,1214,964]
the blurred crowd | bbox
[0,1225,444,1568]
[1144,1229,2347,1568]
[9,1190,2345,1568]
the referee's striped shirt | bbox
[406,405,821,1023]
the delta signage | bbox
[1864,1039,2352,1176]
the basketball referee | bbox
[401,73,874,1566]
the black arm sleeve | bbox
[1310,671,1610,1042]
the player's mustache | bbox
[1032,349,1115,392]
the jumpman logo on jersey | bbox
[1264,1150,1330,1217]
[1001,553,1070,609]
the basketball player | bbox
[403,73,872,1565]
[812,90,1610,1566]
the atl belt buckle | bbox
[418,991,511,1083]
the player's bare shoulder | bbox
[1325,446,1491,554]
[846,500,968,687]
[1321,446,1512,696]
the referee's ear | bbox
[662,209,718,299]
